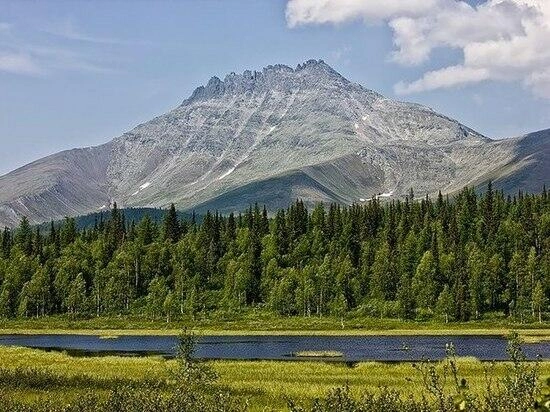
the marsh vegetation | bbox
[0,332,549,411]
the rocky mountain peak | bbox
[295,58,339,75]
[186,59,349,103]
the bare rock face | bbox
[0,60,548,227]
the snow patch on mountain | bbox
[131,181,152,196]
[217,167,236,181]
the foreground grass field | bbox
[1,346,549,411]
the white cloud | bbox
[286,0,550,98]
[286,0,438,27]
[395,65,490,94]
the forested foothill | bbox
[1,184,549,325]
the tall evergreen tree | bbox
[163,204,181,243]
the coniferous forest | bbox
[1,184,549,324]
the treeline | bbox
[37,206,192,232]
[0,184,549,323]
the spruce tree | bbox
[163,203,181,243]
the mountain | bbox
[0,59,548,227]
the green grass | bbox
[0,346,549,411]
[2,312,550,338]
[0,346,170,408]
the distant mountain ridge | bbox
[0,59,548,227]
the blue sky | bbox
[1,0,550,175]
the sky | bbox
[1,0,550,175]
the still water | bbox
[1,334,549,361]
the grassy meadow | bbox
[0,345,549,411]
[2,312,550,337]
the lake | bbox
[0,334,548,362]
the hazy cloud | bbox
[0,53,42,75]
[286,0,550,98]
[44,18,148,46]
[0,20,121,76]
[0,23,42,75]
[330,45,352,66]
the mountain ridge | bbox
[0,59,548,227]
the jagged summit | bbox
[187,59,349,102]
[0,60,547,227]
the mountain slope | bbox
[0,144,112,227]
[0,59,548,227]
[475,129,550,193]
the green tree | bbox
[412,250,437,311]
[17,286,29,318]
[295,266,315,317]
[315,256,333,316]
[146,277,169,318]
[508,251,528,319]
[467,244,486,319]
[245,228,262,304]
[526,247,540,318]
[137,214,155,245]
[532,281,547,323]
[269,270,297,316]
[330,292,347,328]
[435,285,454,323]
[0,286,11,318]
[15,217,33,256]
[163,291,177,322]
[184,285,199,321]
[1,227,12,259]
[26,268,50,317]
[66,273,86,316]
[369,242,393,301]
[60,217,77,247]
[163,203,181,243]
[0,186,548,325]
[396,272,414,320]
